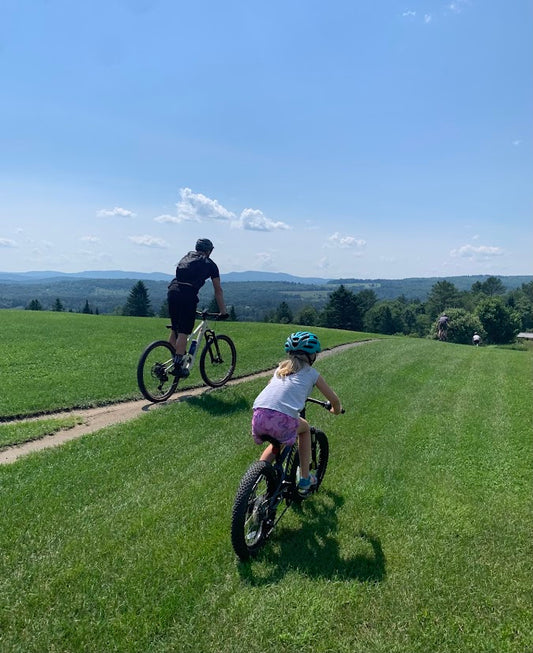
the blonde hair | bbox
[275,352,310,378]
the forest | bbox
[5,274,532,345]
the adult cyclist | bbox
[167,238,228,377]
[437,313,449,341]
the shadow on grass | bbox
[185,392,250,416]
[237,489,386,585]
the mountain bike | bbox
[231,397,343,561]
[137,310,237,403]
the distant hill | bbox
[0,270,173,283]
[221,271,329,284]
[0,270,531,319]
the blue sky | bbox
[1,0,531,279]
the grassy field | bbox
[0,329,531,652]
[0,310,370,419]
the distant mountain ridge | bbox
[0,270,531,287]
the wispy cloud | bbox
[238,208,290,232]
[0,238,17,247]
[450,244,504,259]
[424,14,432,23]
[325,232,366,249]
[176,188,235,222]
[81,235,100,243]
[97,207,136,218]
[402,10,416,18]
[447,1,468,13]
[512,140,521,146]
[154,214,180,224]
[129,235,168,248]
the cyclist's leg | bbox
[296,417,312,479]
[168,288,196,356]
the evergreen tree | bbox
[26,299,42,311]
[229,305,237,321]
[426,280,461,319]
[275,301,293,324]
[320,285,362,330]
[123,281,154,317]
[52,298,64,312]
[81,300,93,314]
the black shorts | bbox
[167,285,198,335]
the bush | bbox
[432,308,485,345]
[476,297,521,344]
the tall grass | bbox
[0,338,531,652]
[0,310,369,418]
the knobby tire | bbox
[137,340,179,403]
[199,334,237,387]
[231,461,278,561]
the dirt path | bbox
[0,340,375,465]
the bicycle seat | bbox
[258,434,284,455]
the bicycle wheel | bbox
[199,334,236,387]
[231,461,278,560]
[287,428,329,499]
[137,340,179,402]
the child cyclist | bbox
[252,331,343,496]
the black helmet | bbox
[195,238,214,253]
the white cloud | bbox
[450,244,504,259]
[326,232,367,249]
[0,238,17,247]
[81,235,100,243]
[256,252,275,268]
[318,256,330,270]
[512,140,521,146]
[424,14,432,23]
[238,208,290,232]
[97,207,136,218]
[402,10,416,17]
[176,187,235,222]
[154,214,180,224]
[447,1,468,14]
[129,235,168,248]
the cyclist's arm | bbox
[315,375,342,414]
[211,277,227,314]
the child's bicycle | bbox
[231,397,343,561]
[137,310,237,403]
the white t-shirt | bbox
[253,366,320,418]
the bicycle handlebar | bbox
[195,310,229,320]
[306,397,345,413]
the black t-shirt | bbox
[169,251,220,293]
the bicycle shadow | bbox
[237,490,386,586]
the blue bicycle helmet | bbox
[284,331,321,354]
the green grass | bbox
[0,338,531,652]
[0,310,371,418]
[0,415,84,448]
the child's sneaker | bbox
[297,472,317,497]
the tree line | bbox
[264,277,533,345]
[23,276,532,344]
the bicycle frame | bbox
[259,397,331,534]
[181,311,218,373]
